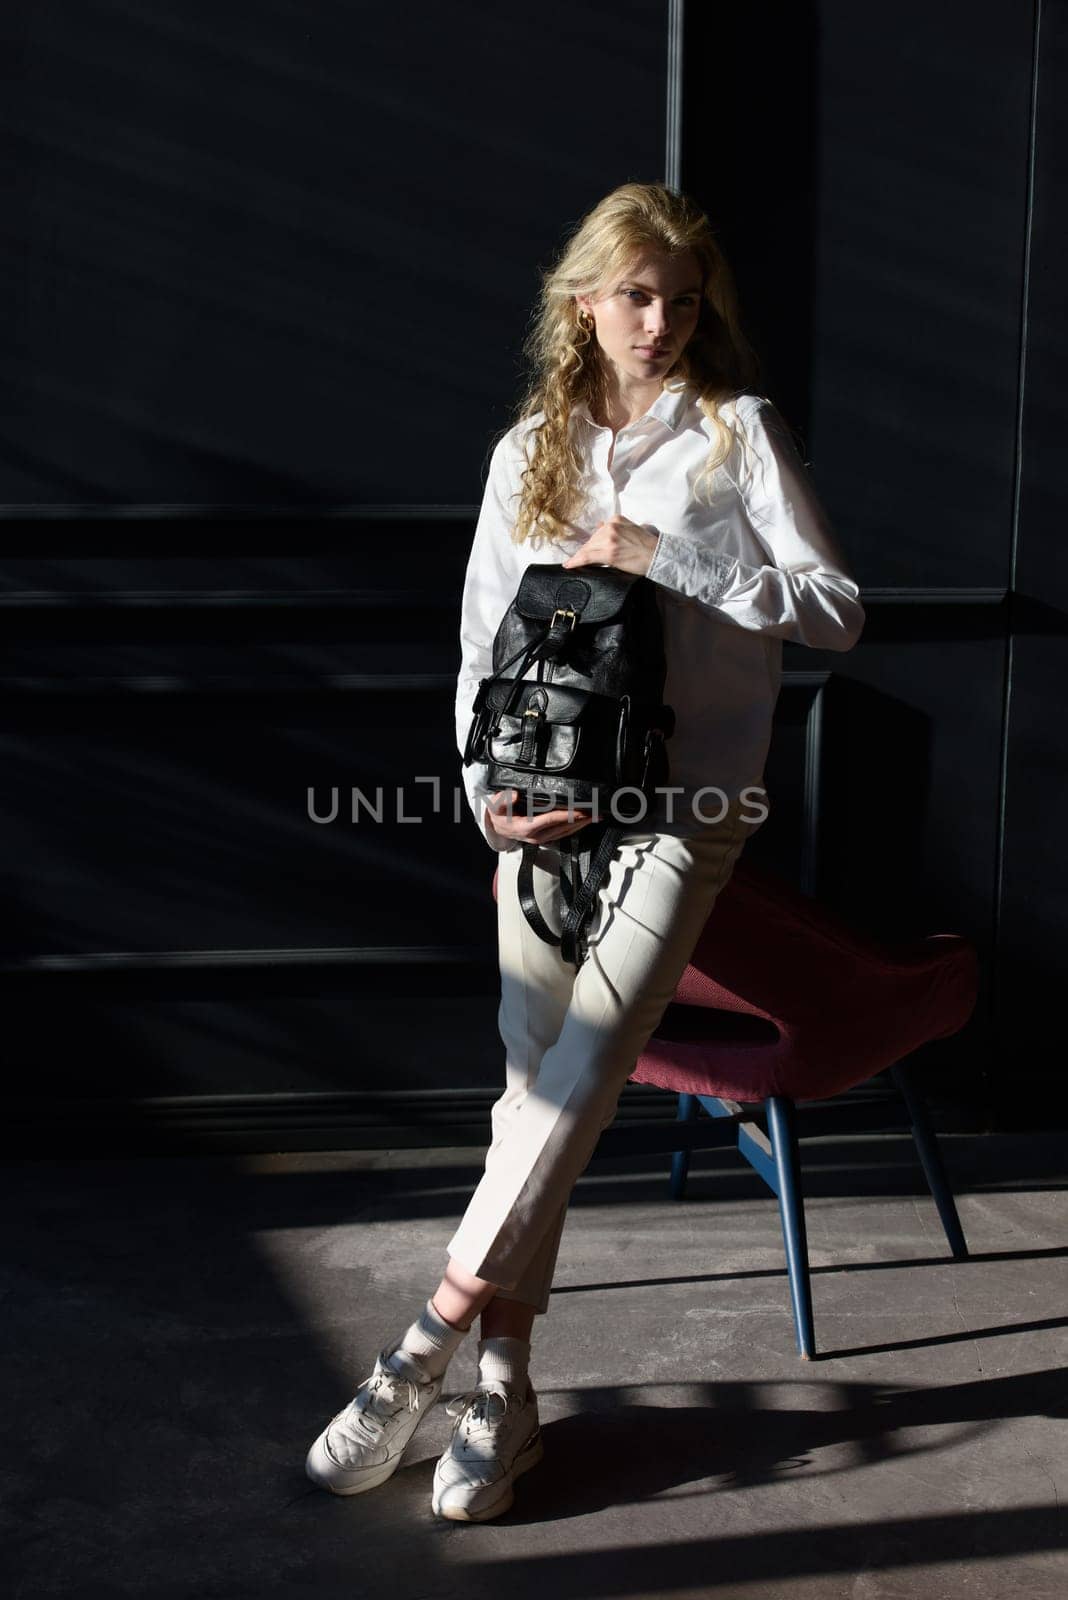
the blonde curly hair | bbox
[495,181,762,549]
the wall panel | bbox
[3,2,1062,1147]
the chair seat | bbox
[629,858,979,1103]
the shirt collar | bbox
[572,379,693,434]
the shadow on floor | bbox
[1,1132,1064,1598]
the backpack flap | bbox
[512,565,637,627]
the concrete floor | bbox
[1,1131,1065,1599]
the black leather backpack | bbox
[462,561,675,967]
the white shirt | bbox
[455,379,865,852]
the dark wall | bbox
[6,0,668,501]
[685,0,1061,1127]
[2,2,1063,1150]
[998,0,1068,1125]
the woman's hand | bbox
[561,515,659,576]
[485,789,594,846]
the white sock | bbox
[388,1297,470,1380]
[477,1335,531,1394]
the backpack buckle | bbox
[550,607,577,630]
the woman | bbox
[306,182,865,1521]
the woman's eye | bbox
[624,290,698,306]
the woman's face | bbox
[576,249,703,386]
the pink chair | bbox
[492,855,980,1358]
[629,857,979,1357]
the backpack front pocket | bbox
[484,679,608,775]
[488,712,580,771]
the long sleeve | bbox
[455,429,526,853]
[643,398,865,652]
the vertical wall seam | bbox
[665,0,685,189]
[991,0,1043,1089]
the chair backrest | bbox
[492,854,979,1100]
[635,858,980,1100]
[683,860,977,1023]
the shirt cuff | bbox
[481,801,520,853]
[644,524,738,607]
[464,765,520,853]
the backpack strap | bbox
[508,720,667,966]
[516,835,577,948]
[514,821,623,969]
[559,823,623,967]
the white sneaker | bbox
[305,1346,443,1496]
[431,1378,543,1522]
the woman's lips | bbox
[636,347,669,358]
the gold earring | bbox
[578,309,594,331]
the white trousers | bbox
[446,801,752,1314]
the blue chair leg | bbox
[671,1092,698,1199]
[890,1060,968,1259]
[766,1096,816,1360]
